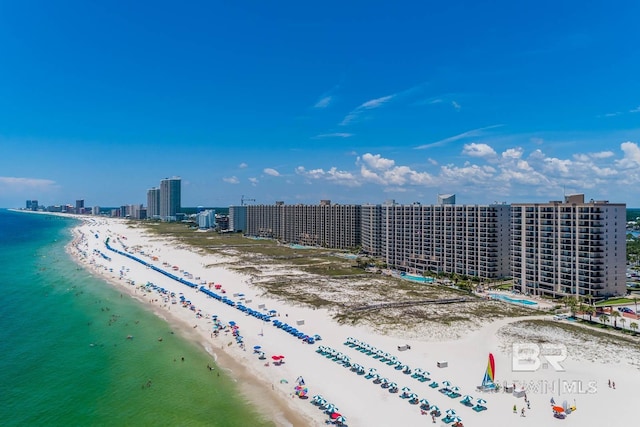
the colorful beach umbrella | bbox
[442,380,452,387]
[445,409,457,416]
[335,415,347,424]
[476,398,487,405]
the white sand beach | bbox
[67,216,640,427]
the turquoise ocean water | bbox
[0,209,272,427]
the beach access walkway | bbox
[351,297,471,312]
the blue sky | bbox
[1,1,640,208]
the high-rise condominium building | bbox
[228,205,247,232]
[196,210,216,229]
[362,200,511,279]
[159,177,181,221]
[511,194,626,299]
[147,187,161,219]
[246,201,361,249]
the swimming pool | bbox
[489,293,538,306]
[400,273,435,284]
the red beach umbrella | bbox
[330,412,342,419]
[272,355,281,361]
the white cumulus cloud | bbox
[264,168,280,177]
[222,176,239,184]
[463,143,497,158]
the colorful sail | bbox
[481,353,496,387]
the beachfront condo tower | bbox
[159,177,181,222]
[229,205,247,233]
[147,187,161,219]
[510,194,626,300]
[245,201,361,249]
[361,199,511,280]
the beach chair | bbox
[460,398,473,407]
[442,415,455,424]
[429,382,439,388]
[472,405,487,412]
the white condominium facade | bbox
[511,194,626,299]
[245,201,361,249]
[362,202,511,279]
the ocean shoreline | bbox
[29,210,639,427]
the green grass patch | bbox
[595,297,636,306]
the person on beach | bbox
[612,381,616,389]
[513,404,517,413]
[521,407,525,417]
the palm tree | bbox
[577,302,586,316]
[561,296,573,308]
[599,314,609,326]
[630,322,638,334]
[566,298,578,317]
[611,311,621,328]
[584,306,596,322]
[620,317,627,331]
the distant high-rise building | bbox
[26,200,38,211]
[92,206,101,215]
[228,205,247,232]
[75,199,85,214]
[147,187,161,219]
[160,177,181,221]
[130,204,146,220]
[197,210,216,229]
[437,194,456,205]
